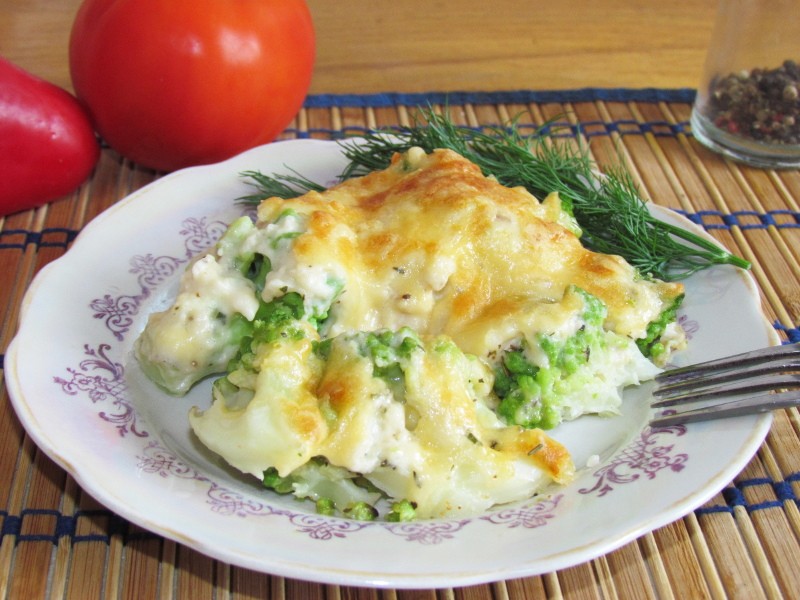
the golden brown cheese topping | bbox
[189,328,576,519]
[255,146,683,349]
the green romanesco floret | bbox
[262,466,297,494]
[494,351,560,430]
[226,293,306,368]
[214,216,273,292]
[538,287,605,373]
[219,211,347,320]
[215,215,282,291]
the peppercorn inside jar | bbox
[691,0,800,168]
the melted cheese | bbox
[190,324,329,476]
[190,331,574,519]
[255,148,683,347]
[135,254,258,395]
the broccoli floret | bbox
[269,208,304,249]
[212,293,311,404]
[344,502,379,521]
[496,372,560,430]
[636,294,684,360]
[262,466,296,494]
[363,328,421,366]
[249,255,272,293]
[386,499,418,522]
[308,276,345,329]
[225,293,307,368]
[315,498,336,516]
[357,328,422,401]
[312,337,333,360]
[262,457,383,518]
[215,216,258,274]
[214,215,282,289]
[502,348,538,376]
[494,286,608,430]
[537,287,606,373]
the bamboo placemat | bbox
[2,89,800,599]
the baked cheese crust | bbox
[257,146,683,347]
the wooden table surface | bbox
[1,0,718,94]
[7,2,800,600]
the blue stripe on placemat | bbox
[0,470,796,545]
[302,88,698,108]
[675,209,800,230]
[286,118,692,140]
[0,509,134,544]
[775,322,800,343]
[297,90,700,142]
[0,228,79,251]
[697,474,800,516]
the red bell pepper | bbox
[0,57,99,216]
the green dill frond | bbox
[237,169,326,204]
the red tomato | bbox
[69,0,315,172]
[0,57,99,216]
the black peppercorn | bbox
[703,59,800,145]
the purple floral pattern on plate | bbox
[54,343,145,438]
[289,514,371,540]
[137,440,372,539]
[139,440,281,518]
[481,494,563,528]
[578,423,689,497]
[678,313,700,340]
[385,519,471,544]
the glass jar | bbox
[690,0,800,168]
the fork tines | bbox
[649,343,800,427]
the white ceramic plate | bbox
[6,139,777,589]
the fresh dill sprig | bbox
[237,168,325,204]
[238,107,750,281]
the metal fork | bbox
[649,343,800,427]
